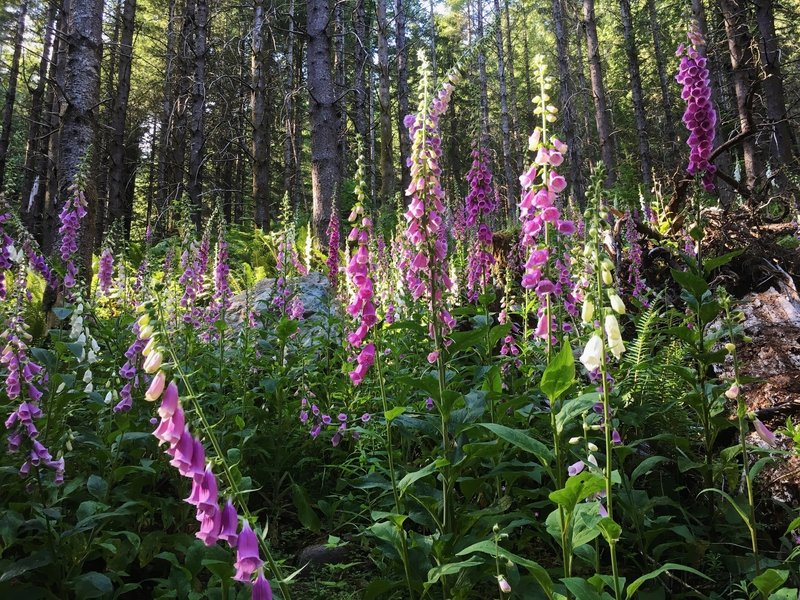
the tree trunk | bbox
[493,0,515,218]
[107,0,137,228]
[376,0,394,203]
[283,0,296,199]
[645,0,677,162]
[57,0,103,281]
[188,0,207,228]
[618,0,652,187]
[21,0,57,236]
[154,0,177,235]
[334,0,346,171]
[719,0,763,192]
[574,14,592,148]
[503,0,521,180]
[0,0,28,194]
[252,0,271,229]
[476,0,489,137]
[42,0,71,256]
[582,0,616,186]
[307,0,340,243]
[395,0,411,195]
[552,0,583,206]
[353,0,369,157]
[753,0,794,165]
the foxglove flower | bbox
[234,521,263,582]
[97,247,114,295]
[252,570,273,600]
[403,51,458,343]
[327,209,340,291]
[580,334,603,372]
[676,21,717,191]
[345,154,379,386]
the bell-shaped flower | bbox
[609,293,626,315]
[753,418,777,447]
[143,350,163,374]
[252,569,273,600]
[605,315,626,359]
[219,501,239,547]
[581,299,595,324]
[233,521,263,582]
[145,370,167,401]
[580,334,603,372]
[196,504,222,546]
[158,382,179,419]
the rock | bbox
[227,272,335,332]
[295,543,353,578]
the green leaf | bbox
[630,456,669,486]
[457,540,553,599]
[703,250,743,275]
[626,563,711,598]
[562,578,603,600]
[670,268,708,298]
[597,517,622,544]
[477,422,553,465]
[549,472,606,513]
[481,365,502,395]
[752,569,789,598]
[540,341,575,402]
[425,558,482,586]
[699,488,751,528]
[87,475,108,501]
[53,307,73,320]
[384,406,407,422]
[556,393,599,434]
[0,550,53,583]
[398,460,447,495]
[291,483,321,532]
[72,571,113,599]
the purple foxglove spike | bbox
[197,466,219,516]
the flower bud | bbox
[609,293,626,315]
[724,342,736,353]
[581,300,595,324]
[587,442,599,452]
[137,314,151,328]
[725,384,739,399]
[143,350,163,374]
[498,575,511,594]
[602,269,613,286]
[138,324,154,340]
[145,370,167,401]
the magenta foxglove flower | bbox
[252,570,273,600]
[403,56,458,342]
[234,521,263,582]
[219,501,239,547]
[676,22,717,191]
[97,248,114,294]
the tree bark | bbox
[307,0,340,243]
[753,0,795,165]
[493,0,515,218]
[0,0,29,194]
[395,0,411,195]
[57,0,104,281]
[582,0,616,186]
[552,0,583,206]
[42,0,71,256]
[252,0,271,229]
[188,0,207,228]
[334,0,346,171]
[503,0,521,179]
[376,0,394,203]
[476,0,489,137]
[283,0,297,199]
[107,0,137,228]
[719,0,763,192]
[522,28,534,132]
[618,0,652,187]
[353,0,369,157]
[21,0,57,236]
[155,0,177,235]
[645,0,677,162]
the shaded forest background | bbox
[0,0,797,259]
